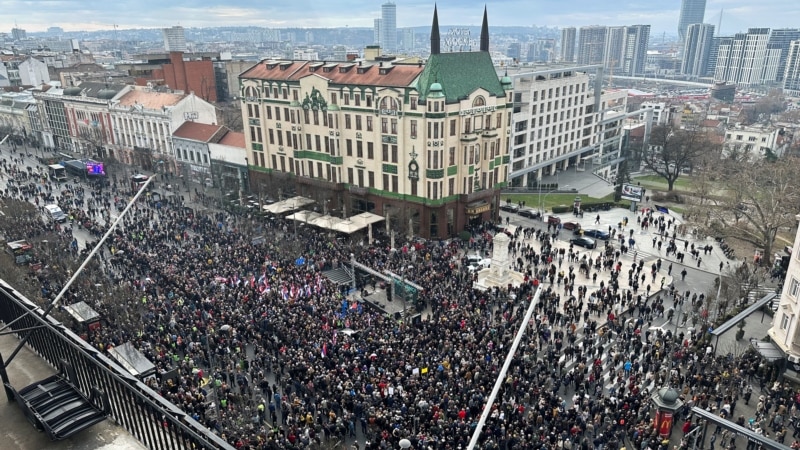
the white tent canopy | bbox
[349,211,385,226]
[262,196,315,214]
[285,210,323,224]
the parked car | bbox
[518,209,541,219]
[570,236,596,249]
[467,258,492,272]
[547,215,561,226]
[500,203,520,213]
[562,221,581,231]
[580,229,610,240]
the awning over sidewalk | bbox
[750,339,785,362]
[466,201,490,215]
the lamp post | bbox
[540,184,569,216]
[537,169,560,215]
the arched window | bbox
[472,96,486,107]
[379,97,398,111]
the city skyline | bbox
[1,0,798,36]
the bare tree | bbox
[641,125,713,191]
[703,156,800,260]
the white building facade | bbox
[769,215,800,366]
[507,64,638,188]
[108,87,216,172]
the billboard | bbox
[621,184,644,202]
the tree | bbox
[77,125,106,158]
[641,125,712,191]
[704,156,800,261]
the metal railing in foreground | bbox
[0,279,234,450]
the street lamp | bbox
[537,169,560,215]
[540,184,569,216]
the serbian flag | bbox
[321,343,328,358]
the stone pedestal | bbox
[475,232,525,290]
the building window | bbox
[410,120,417,139]
[345,114,351,129]
[381,118,388,134]
[367,142,374,159]
[357,141,363,158]
[791,278,800,297]
[368,171,374,188]
[366,116,373,132]
[782,313,791,330]
[356,115,362,131]
[411,97,417,110]
[382,144,389,161]
[346,139,353,156]
[449,147,455,165]
[450,119,456,136]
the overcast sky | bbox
[2,0,797,36]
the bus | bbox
[60,159,106,178]
[48,164,67,182]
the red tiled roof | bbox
[218,131,245,148]
[240,60,424,88]
[700,119,721,128]
[173,121,224,142]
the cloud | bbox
[0,0,796,33]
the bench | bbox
[5,359,110,440]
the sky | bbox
[2,0,799,36]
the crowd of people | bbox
[0,143,796,450]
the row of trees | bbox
[639,124,800,263]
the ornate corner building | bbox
[240,7,513,239]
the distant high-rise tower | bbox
[678,0,707,45]
[714,28,770,86]
[682,24,715,78]
[604,27,626,71]
[381,1,397,53]
[561,27,576,62]
[783,40,800,93]
[401,28,415,51]
[163,26,187,52]
[374,19,383,46]
[768,29,800,82]
[577,26,608,65]
[622,25,650,76]
[11,27,26,41]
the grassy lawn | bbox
[632,174,694,192]
[502,192,630,213]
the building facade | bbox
[768,29,800,83]
[723,124,781,159]
[682,24,715,78]
[768,215,800,365]
[577,26,607,66]
[784,40,800,95]
[621,25,650,76]
[108,86,217,172]
[240,7,513,239]
[32,85,71,151]
[561,27,576,63]
[506,64,637,188]
[173,121,228,186]
[677,0,707,45]
[714,29,771,87]
[163,26,187,53]
[60,82,125,159]
[0,90,36,139]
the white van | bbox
[44,204,67,223]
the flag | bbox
[321,343,327,358]
[332,331,338,346]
